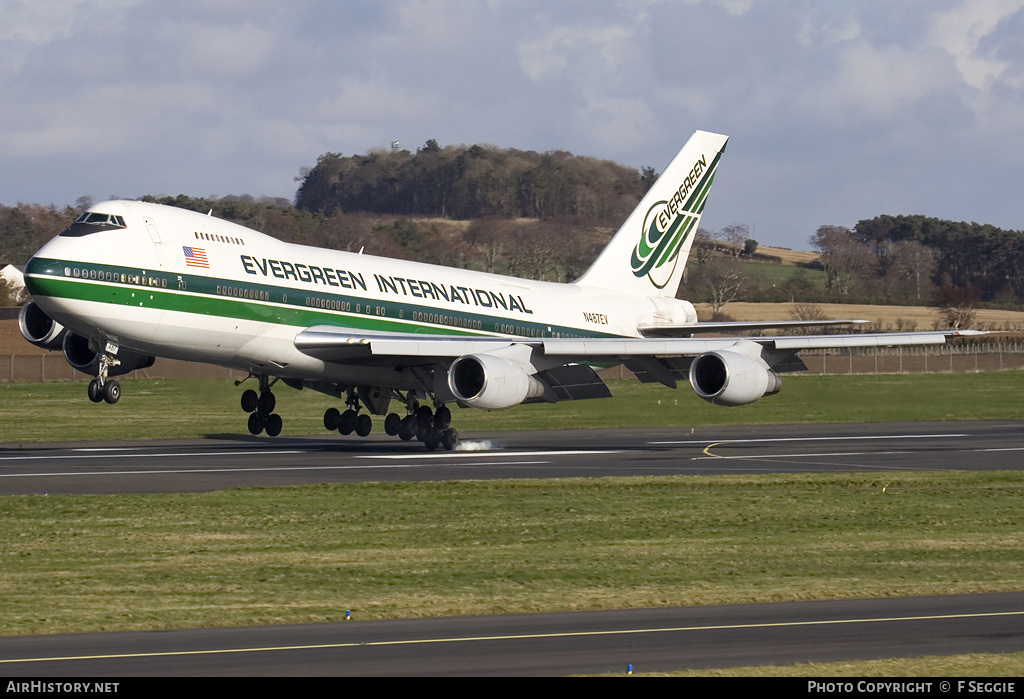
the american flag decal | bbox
[182,246,209,268]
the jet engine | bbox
[62,333,155,377]
[448,353,545,410]
[18,300,67,351]
[689,349,782,406]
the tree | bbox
[932,279,981,330]
[810,225,876,297]
[690,256,745,313]
[720,223,751,257]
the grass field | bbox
[1,372,1023,443]
[2,471,1022,637]
[621,652,1024,677]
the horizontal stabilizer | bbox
[638,319,868,337]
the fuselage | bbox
[24,200,697,386]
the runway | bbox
[1,592,1022,676]
[1,419,1023,495]
[2,420,1022,675]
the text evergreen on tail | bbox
[574,130,728,298]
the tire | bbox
[103,380,120,404]
[398,415,417,441]
[264,413,283,437]
[384,413,401,436]
[338,409,356,435]
[323,407,341,431]
[435,406,452,429]
[88,379,103,403]
[441,428,459,451]
[415,405,433,428]
[355,413,372,437]
[257,391,275,416]
[240,389,258,413]
[247,411,263,435]
[423,428,440,451]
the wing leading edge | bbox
[295,324,981,362]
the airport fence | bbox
[2,341,1024,383]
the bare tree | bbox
[691,256,745,313]
[810,225,876,297]
[720,223,751,257]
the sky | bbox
[3,0,1024,250]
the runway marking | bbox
[652,434,967,446]
[3,608,1022,665]
[357,450,621,460]
[0,461,549,479]
[0,450,305,462]
[698,450,916,460]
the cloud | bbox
[927,0,1024,90]
[3,0,1024,245]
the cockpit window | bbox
[59,212,128,237]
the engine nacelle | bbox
[62,333,155,377]
[448,353,545,411]
[689,350,782,406]
[18,300,67,351]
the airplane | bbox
[18,130,981,450]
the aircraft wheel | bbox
[384,412,401,436]
[355,413,372,437]
[264,413,283,437]
[240,389,258,413]
[398,415,417,441]
[324,407,341,431]
[247,411,264,435]
[441,428,459,451]
[423,428,441,451]
[415,405,433,428]
[103,380,121,404]
[88,379,104,403]
[338,409,357,435]
[434,406,451,429]
[257,391,275,416]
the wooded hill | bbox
[294,140,654,222]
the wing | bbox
[294,325,984,407]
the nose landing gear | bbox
[87,349,121,404]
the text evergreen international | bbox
[240,255,534,314]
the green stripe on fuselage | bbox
[25,258,617,340]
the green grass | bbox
[611,652,1024,676]
[0,371,1022,443]
[1,472,1022,636]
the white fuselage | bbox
[25,200,697,387]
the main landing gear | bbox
[323,389,373,438]
[381,394,458,451]
[240,375,283,437]
[236,378,459,451]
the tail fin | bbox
[574,130,728,298]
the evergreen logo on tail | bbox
[629,152,718,289]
